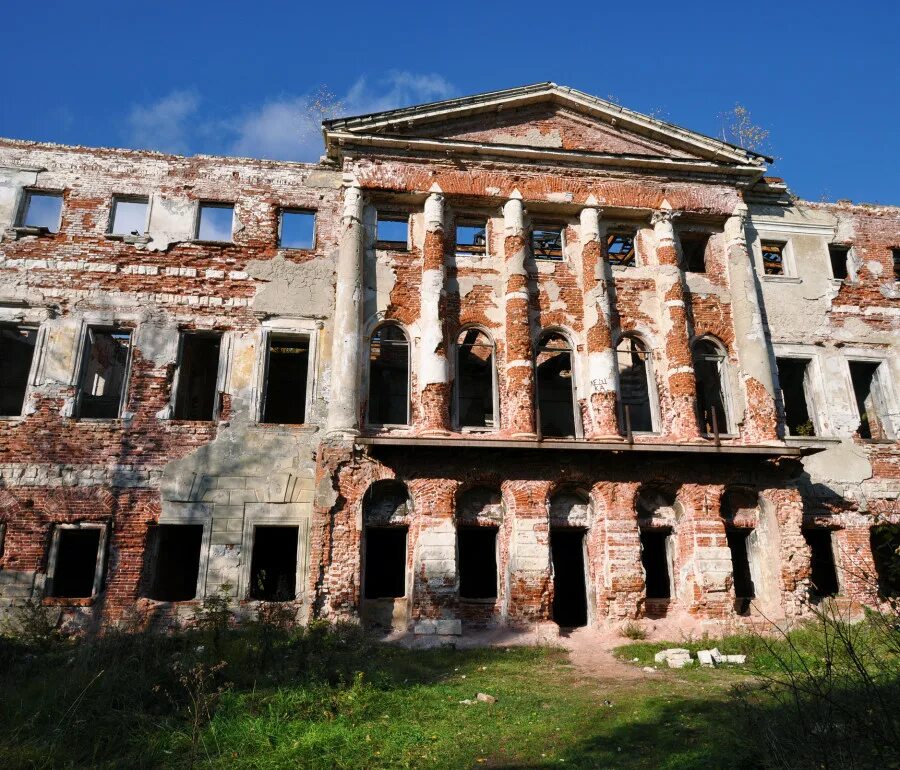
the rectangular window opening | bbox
[870,525,900,598]
[148,525,203,601]
[726,528,756,605]
[607,232,637,267]
[364,527,407,599]
[849,360,888,440]
[458,527,498,599]
[76,329,131,419]
[455,221,487,257]
[51,527,103,598]
[375,213,409,250]
[457,331,494,429]
[761,240,786,276]
[828,245,849,280]
[0,325,38,417]
[532,226,564,261]
[680,233,710,273]
[640,528,672,599]
[893,249,900,282]
[19,190,63,233]
[196,203,234,242]
[249,525,298,601]
[368,327,409,426]
[173,333,221,421]
[537,348,576,438]
[617,342,653,433]
[279,209,316,250]
[262,333,309,425]
[803,529,839,598]
[110,197,149,236]
[776,357,816,437]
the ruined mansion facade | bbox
[0,83,897,635]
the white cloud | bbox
[125,90,199,154]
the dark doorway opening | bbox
[803,529,839,597]
[262,335,309,424]
[871,525,900,597]
[537,333,576,438]
[640,528,671,599]
[364,527,407,599]
[726,528,756,613]
[550,528,587,627]
[249,526,298,601]
[51,528,102,598]
[148,525,203,601]
[174,334,221,420]
[458,527,498,599]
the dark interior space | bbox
[457,329,494,428]
[249,526,298,601]
[364,527,407,599]
[458,527,498,599]
[174,334,221,420]
[537,335,576,437]
[550,528,587,627]
[776,357,815,436]
[803,529,839,597]
[848,361,881,439]
[693,341,728,434]
[617,337,653,432]
[51,528,102,598]
[148,525,203,601]
[726,528,756,613]
[77,329,131,419]
[680,233,709,273]
[828,245,849,279]
[262,335,309,424]
[640,528,671,599]
[368,326,409,425]
[0,325,37,416]
[870,525,900,597]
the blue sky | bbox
[2,1,897,204]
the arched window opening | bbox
[456,329,495,429]
[693,339,730,435]
[456,486,502,601]
[616,336,655,433]
[721,488,760,614]
[368,325,409,426]
[363,481,410,600]
[636,486,677,607]
[536,331,576,438]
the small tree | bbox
[720,104,771,154]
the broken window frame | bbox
[171,331,225,422]
[775,355,821,438]
[535,329,580,439]
[17,189,64,233]
[108,195,150,237]
[0,323,40,418]
[194,201,235,243]
[615,334,659,435]
[692,336,733,436]
[827,244,850,282]
[366,323,411,427]
[893,248,900,283]
[258,328,313,425]
[239,513,307,601]
[45,522,108,600]
[531,224,565,261]
[247,525,301,602]
[803,528,840,599]
[73,325,133,420]
[144,523,205,602]
[278,208,317,250]
[454,218,489,258]
[454,326,497,431]
[639,526,675,601]
[846,356,895,441]
[375,211,411,251]
[456,525,500,601]
[606,230,638,268]
[759,239,790,277]
[678,231,711,273]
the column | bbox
[326,181,364,436]
[502,193,537,438]
[724,204,779,442]
[653,205,699,440]
[418,188,450,435]
[580,205,619,437]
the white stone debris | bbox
[654,648,692,668]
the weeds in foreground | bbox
[619,621,648,641]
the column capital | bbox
[651,208,681,227]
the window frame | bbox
[531,223,566,262]
[73,325,134,420]
[374,210,411,251]
[365,322,411,428]
[453,326,498,432]
[0,322,41,419]
[773,350,826,438]
[45,522,109,600]
[107,195,151,237]
[534,329,582,439]
[240,519,306,603]
[614,333,660,435]
[456,524,500,602]
[606,228,639,268]
[278,208,317,251]
[827,243,851,282]
[194,201,235,244]
[361,525,409,600]
[144,523,205,602]
[16,189,64,234]
[170,330,226,422]
[844,352,897,441]
[255,323,318,426]
[677,230,711,273]
[691,336,735,437]
[454,216,490,258]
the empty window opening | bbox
[828,245,849,280]
[368,325,409,425]
[76,329,131,419]
[849,360,890,440]
[280,209,316,249]
[727,528,756,607]
[532,226,563,260]
[456,221,487,257]
[870,525,900,597]
[50,528,103,598]
[262,334,309,424]
[680,233,710,273]
[375,212,409,250]
[249,526,298,601]
[148,525,202,601]
[550,528,588,627]
[536,332,576,438]
[19,190,63,232]
[110,197,148,236]
[761,240,786,276]
[893,249,900,282]
[617,336,654,433]
[174,334,221,421]
[458,527,498,599]
[0,325,37,416]
[364,527,407,599]
[776,358,816,437]
[640,528,672,599]
[803,529,839,598]
[196,203,234,242]
[457,329,495,429]
[607,231,636,267]
[693,339,729,435]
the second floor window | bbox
[76,329,131,419]
[261,333,310,425]
[607,232,636,267]
[693,338,730,435]
[532,226,564,260]
[536,331,576,438]
[19,190,63,233]
[0,325,38,417]
[456,328,495,429]
[368,325,409,426]
[617,336,656,433]
[173,333,222,421]
[761,240,786,276]
[279,209,316,249]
